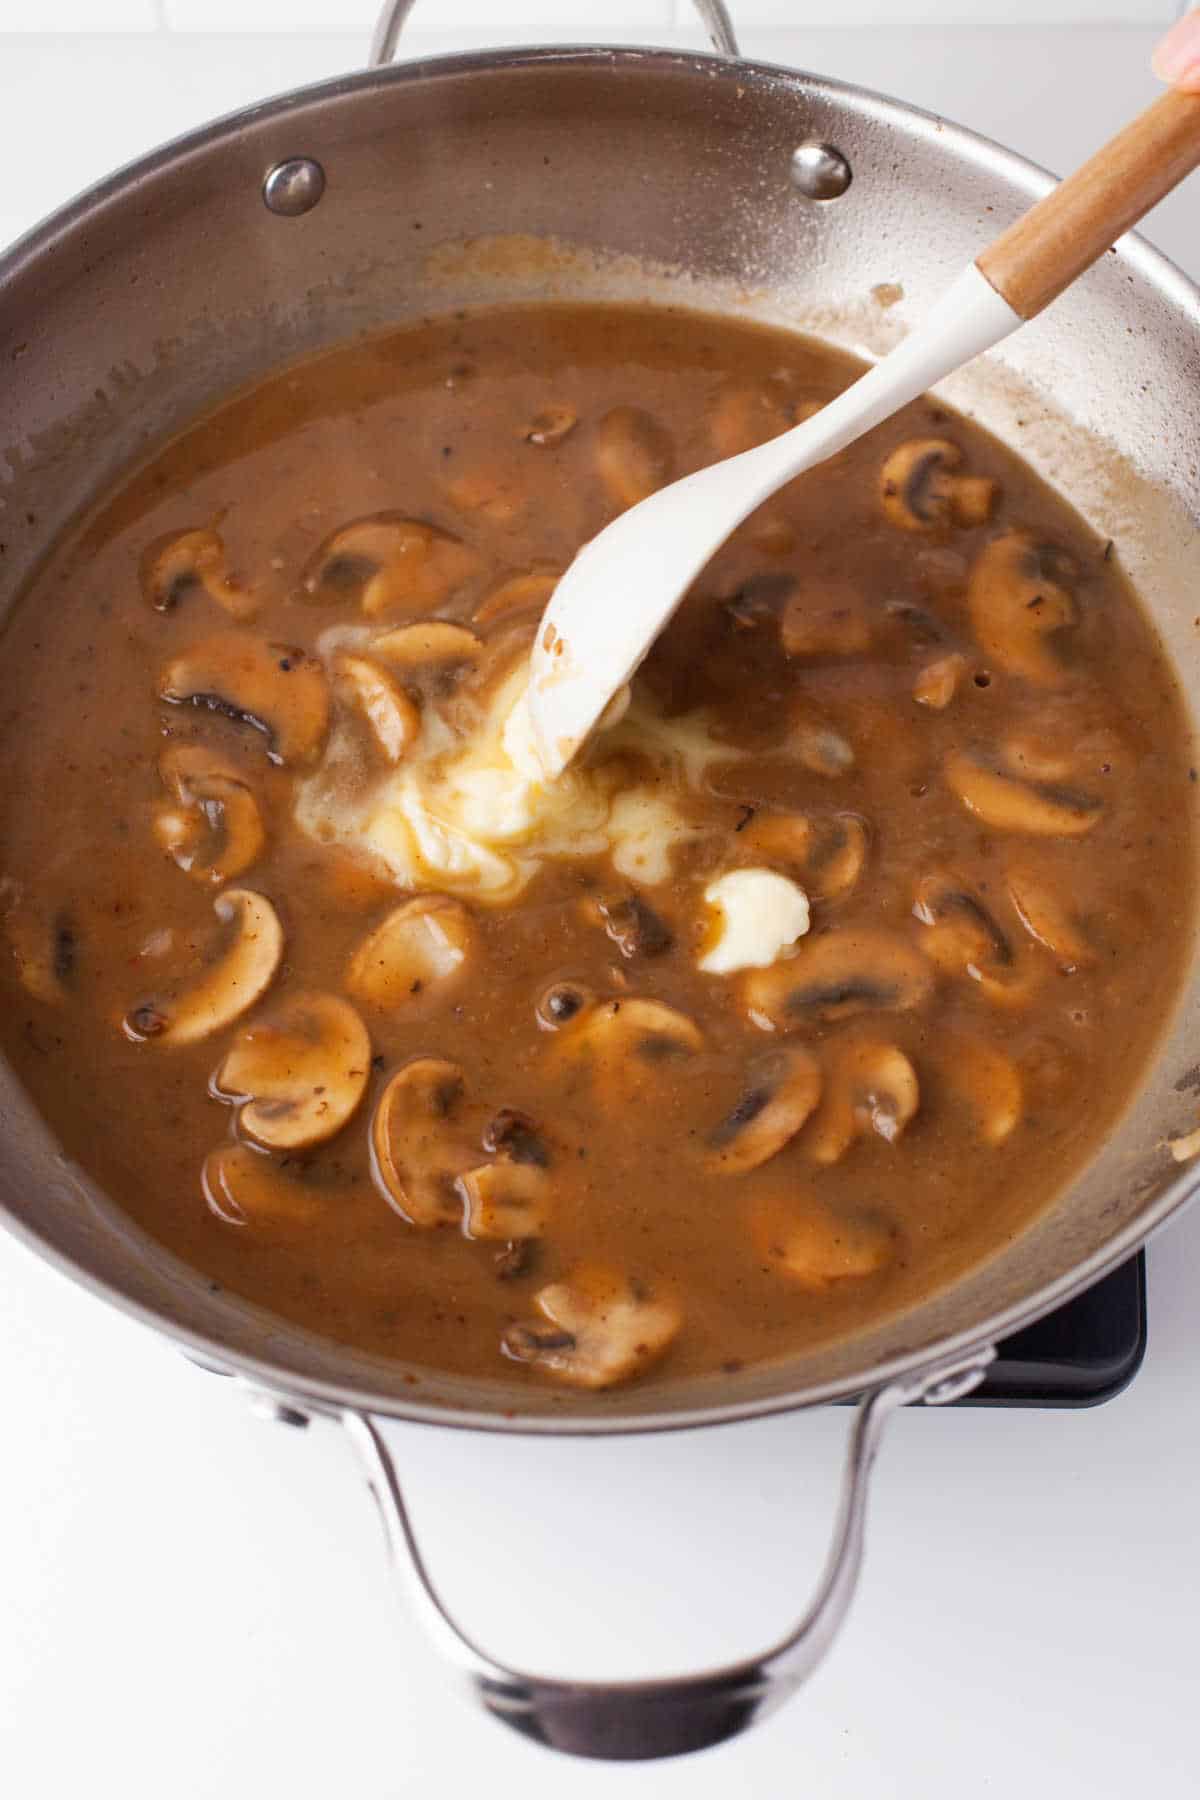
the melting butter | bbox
[295,655,736,904]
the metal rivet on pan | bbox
[263,157,327,217]
[789,141,853,201]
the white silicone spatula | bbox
[527,86,1200,780]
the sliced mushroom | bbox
[913,651,966,710]
[302,514,481,616]
[1001,730,1089,785]
[154,744,265,885]
[566,997,704,1070]
[709,380,818,458]
[792,722,856,778]
[945,751,1102,837]
[473,565,562,626]
[1,881,75,1005]
[346,895,474,1009]
[966,532,1077,686]
[1006,864,1096,971]
[706,1047,822,1174]
[535,979,594,1031]
[482,1107,550,1166]
[779,578,872,658]
[370,1056,475,1227]
[123,888,282,1046]
[521,405,578,448]
[370,621,481,672]
[594,406,674,510]
[201,1143,325,1233]
[912,872,1012,981]
[740,811,868,903]
[880,438,997,532]
[743,928,934,1031]
[444,466,525,525]
[937,1034,1022,1144]
[746,514,798,557]
[594,893,674,960]
[333,655,421,762]
[753,1196,895,1290]
[457,1162,551,1240]
[502,1266,681,1388]
[213,992,370,1151]
[160,631,329,766]
[304,516,429,598]
[804,1038,920,1164]
[140,527,256,620]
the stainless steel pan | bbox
[2,0,1198,1761]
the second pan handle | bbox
[368,0,741,67]
[342,1346,994,1764]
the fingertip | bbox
[1152,9,1200,90]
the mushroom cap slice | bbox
[521,406,577,448]
[346,895,474,1010]
[160,631,329,766]
[967,532,1077,687]
[302,514,482,615]
[1006,863,1096,971]
[213,992,370,1151]
[502,1266,682,1389]
[370,1057,476,1227]
[202,1142,326,1234]
[912,872,1012,980]
[743,928,934,1031]
[945,751,1102,837]
[913,651,966,710]
[593,893,674,960]
[753,1197,895,1290]
[936,1034,1022,1145]
[709,380,816,458]
[124,888,282,1047]
[140,527,256,620]
[804,1038,920,1165]
[779,578,872,659]
[1,881,75,1006]
[565,997,704,1076]
[155,744,266,885]
[707,1048,823,1175]
[457,1161,551,1240]
[444,466,526,526]
[473,566,562,626]
[879,438,997,532]
[370,621,481,671]
[594,406,674,510]
[792,722,856,778]
[741,810,868,903]
[361,522,482,618]
[333,655,421,762]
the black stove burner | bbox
[963,1251,1146,1407]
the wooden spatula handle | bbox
[977,88,1200,320]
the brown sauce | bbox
[0,303,1192,1391]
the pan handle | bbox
[341,1346,993,1762]
[368,0,741,67]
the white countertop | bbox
[2,16,1200,1798]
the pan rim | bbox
[3,41,1199,1433]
